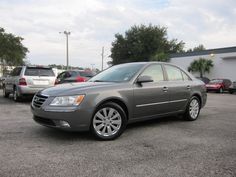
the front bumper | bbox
[31,97,94,131]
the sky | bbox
[0,0,236,69]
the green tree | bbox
[0,27,28,74]
[188,58,214,78]
[110,24,184,65]
[186,44,206,52]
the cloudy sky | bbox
[0,0,235,69]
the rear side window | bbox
[181,71,191,81]
[165,65,183,81]
[140,64,164,82]
[25,67,55,77]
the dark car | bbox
[206,79,232,93]
[55,70,95,85]
[229,81,236,94]
[196,77,210,84]
[31,62,207,140]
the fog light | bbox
[59,120,70,128]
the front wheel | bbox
[184,96,201,121]
[91,102,127,140]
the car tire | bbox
[184,96,201,121]
[13,87,22,102]
[3,86,10,98]
[229,90,234,94]
[91,102,127,140]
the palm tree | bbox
[188,58,214,78]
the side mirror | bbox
[137,75,153,84]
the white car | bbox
[2,66,56,101]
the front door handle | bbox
[163,86,168,92]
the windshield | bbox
[89,63,144,82]
[209,79,223,84]
[70,71,95,78]
[79,71,95,78]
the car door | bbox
[163,64,191,112]
[133,64,170,119]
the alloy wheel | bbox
[93,107,122,137]
[189,99,200,119]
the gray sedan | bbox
[31,62,207,140]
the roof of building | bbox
[170,46,236,58]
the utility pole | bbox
[60,31,71,70]
[101,46,104,71]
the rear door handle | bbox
[163,86,168,92]
[187,85,191,90]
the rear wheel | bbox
[91,102,127,140]
[3,86,10,98]
[184,96,200,121]
[13,87,22,102]
[229,90,234,94]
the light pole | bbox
[60,31,71,70]
[101,46,104,71]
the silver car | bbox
[3,66,56,101]
[31,62,207,140]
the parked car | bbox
[31,62,207,140]
[196,77,210,84]
[206,79,232,93]
[229,81,236,94]
[3,66,56,101]
[55,70,95,85]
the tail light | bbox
[19,78,27,86]
[76,76,86,82]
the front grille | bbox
[33,94,48,108]
[34,116,56,126]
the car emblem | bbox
[34,97,39,102]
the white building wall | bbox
[170,52,236,81]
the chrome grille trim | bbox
[33,94,48,108]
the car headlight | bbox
[50,95,85,106]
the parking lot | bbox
[0,92,235,177]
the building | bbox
[170,46,236,81]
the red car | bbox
[55,70,95,85]
[206,79,232,93]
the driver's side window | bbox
[140,64,164,82]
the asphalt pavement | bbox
[0,92,235,177]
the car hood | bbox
[39,82,120,96]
